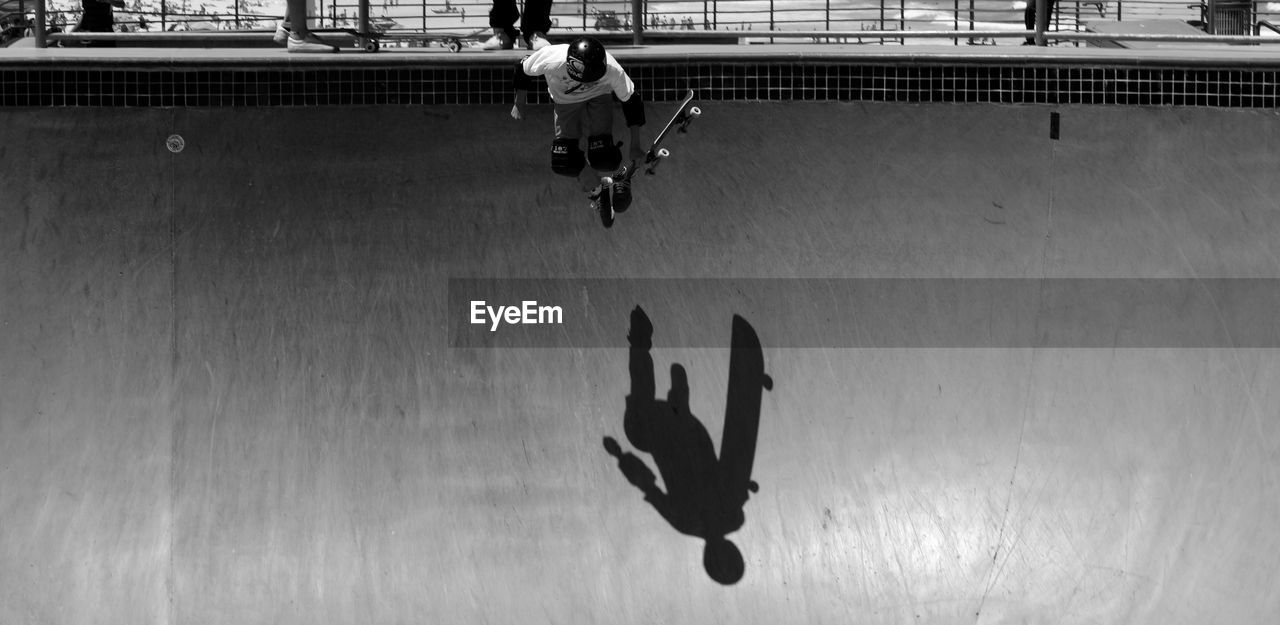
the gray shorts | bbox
[554,94,614,140]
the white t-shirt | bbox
[521,44,636,105]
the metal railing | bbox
[19,0,1280,47]
[308,0,1280,46]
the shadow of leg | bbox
[625,306,655,452]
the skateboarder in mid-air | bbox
[510,36,646,228]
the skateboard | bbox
[608,89,702,182]
[588,181,615,229]
[640,89,702,175]
[315,26,489,52]
[376,28,492,53]
[587,90,701,227]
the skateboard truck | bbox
[677,106,701,133]
[643,148,670,175]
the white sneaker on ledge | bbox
[273,20,290,45]
[287,35,337,53]
[481,32,513,50]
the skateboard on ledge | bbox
[312,26,489,52]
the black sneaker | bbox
[589,181,614,228]
[611,168,632,213]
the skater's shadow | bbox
[604,306,772,585]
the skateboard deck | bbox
[586,90,701,227]
[608,89,702,185]
[314,26,489,52]
[642,89,701,175]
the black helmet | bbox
[566,37,607,83]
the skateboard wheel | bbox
[447,38,462,52]
[644,149,669,175]
[689,106,702,118]
[364,40,379,52]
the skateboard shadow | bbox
[604,306,772,585]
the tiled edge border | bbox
[0,61,1277,107]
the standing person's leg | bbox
[75,0,116,46]
[284,0,336,52]
[274,8,290,44]
[483,0,520,50]
[1024,1,1036,44]
[74,1,104,32]
[98,1,118,47]
[520,0,554,49]
[1024,0,1059,44]
[285,0,310,38]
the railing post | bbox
[900,0,905,44]
[1073,0,1080,46]
[1034,0,1048,44]
[952,0,962,45]
[632,0,642,43]
[33,0,46,47]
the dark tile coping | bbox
[1,49,1278,107]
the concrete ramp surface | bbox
[2,102,1279,623]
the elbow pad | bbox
[621,93,646,127]
[513,59,536,91]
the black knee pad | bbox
[551,138,585,177]
[587,134,622,172]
